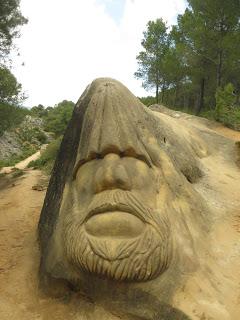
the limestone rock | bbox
[38,78,240,320]
[32,184,44,191]
[0,131,22,160]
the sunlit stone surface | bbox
[38,78,240,320]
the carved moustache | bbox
[75,189,169,236]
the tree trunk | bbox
[161,84,165,104]
[196,78,205,115]
[174,85,179,108]
[236,94,240,105]
[183,92,188,109]
[217,50,223,88]
[156,83,159,103]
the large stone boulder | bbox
[38,78,240,320]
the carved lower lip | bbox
[84,211,146,238]
[85,204,145,223]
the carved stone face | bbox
[40,78,207,288]
[62,152,172,281]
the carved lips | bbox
[84,203,146,238]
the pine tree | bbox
[134,19,169,103]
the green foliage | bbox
[35,130,48,144]
[43,100,74,137]
[28,137,62,174]
[0,67,23,103]
[0,1,27,135]
[138,96,156,107]
[30,104,48,118]
[213,83,240,129]
[0,111,48,169]
[0,102,29,136]
[0,0,28,60]
[11,167,24,178]
[135,19,169,102]
[16,125,47,144]
[203,107,240,131]
[215,83,235,115]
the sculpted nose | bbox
[94,153,132,193]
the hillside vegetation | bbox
[0,115,49,169]
[27,100,74,173]
[0,100,74,171]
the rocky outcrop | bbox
[0,131,22,159]
[38,78,240,320]
[0,115,50,160]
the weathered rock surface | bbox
[0,131,22,159]
[38,78,240,320]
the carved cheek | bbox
[75,161,98,199]
[136,161,149,176]
[131,161,155,190]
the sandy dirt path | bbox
[0,150,41,174]
[213,124,240,141]
[0,170,47,318]
[0,144,48,174]
[15,150,41,169]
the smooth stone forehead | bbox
[74,77,155,167]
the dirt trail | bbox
[0,124,239,319]
[0,170,48,316]
[0,150,41,174]
[0,144,48,174]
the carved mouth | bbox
[85,203,146,223]
[84,204,146,238]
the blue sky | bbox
[13,0,187,107]
[97,0,126,24]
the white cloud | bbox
[13,0,186,107]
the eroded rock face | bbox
[38,78,240,320]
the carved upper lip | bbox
[85,203,145,223]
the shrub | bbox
[215,83,235,117]
[139,96,156,107]
[213,83,240,130]
[35,130,48,144]
[44,100,74,137]
[0,103,30,136]
[28,136,62,174]
[12,168,24,178]
[17,126,47,145]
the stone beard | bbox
[63,188,172,282]
[62,154,172,281]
